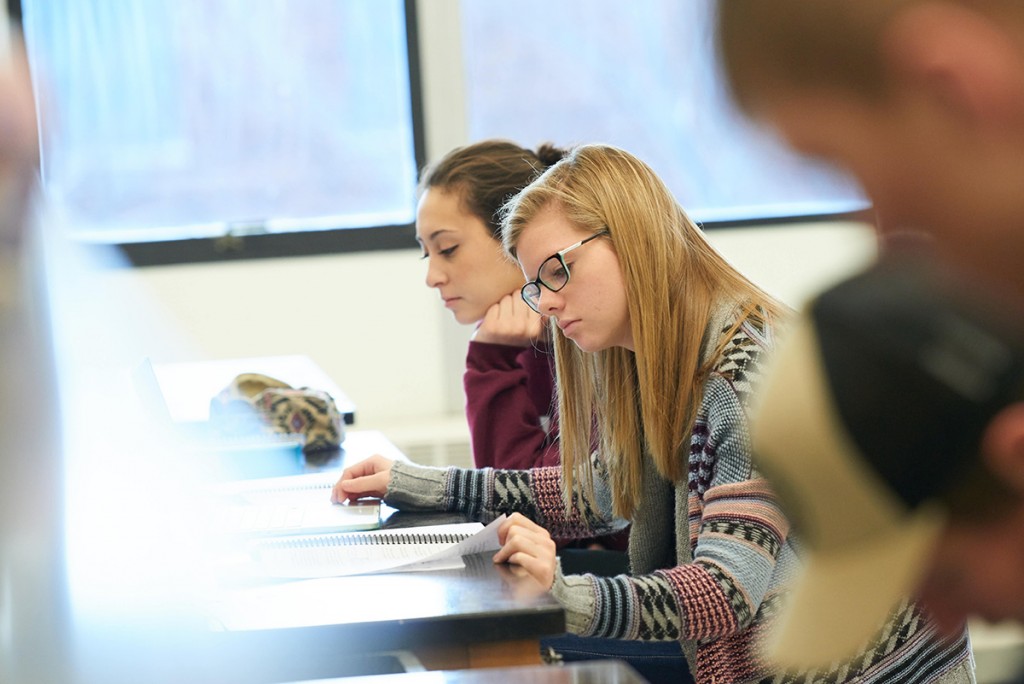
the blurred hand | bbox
[331,454,395,503]
[473,293,543,347]
[0,52,39,248]
[492,512,557,589]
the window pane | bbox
[460,0,866,222]
[21,0,417,242]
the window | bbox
[459,0,867,224]
[16,0,866,267]
[19,0,423,264]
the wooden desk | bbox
[209,552,564,682]
[202,431,565,683]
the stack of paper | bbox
[251,516,505,579]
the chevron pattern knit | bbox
[755,600,973,684]
[443,462,616,540]
[392,305,975,684]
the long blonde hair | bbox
[502,144,785,517]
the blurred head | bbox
[716,0,1024,301]
[502,144,783,515]
[415,140,565,324]
[751,254,1024,668]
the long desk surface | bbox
[210,551,565,680]
[202,430,566,682]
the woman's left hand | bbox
[473,293,543,347]
[492,512,557,589]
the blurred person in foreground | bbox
[0,39,70,684]
[750,254,1024,673]
[716,0,1024,672]
[716,0,1024,304]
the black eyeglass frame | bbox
[520,231,608,314]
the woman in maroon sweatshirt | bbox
[416,140,568,470]
[415,140,629,560]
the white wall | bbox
[93,219,877,438]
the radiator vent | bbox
[375,416,473,469]
[397,440,473,469]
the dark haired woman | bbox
[416,139,568,471]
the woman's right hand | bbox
[493,513,558,590]
[473,293,543,347]
[331,454,395,503]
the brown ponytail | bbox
[419,139,567,239]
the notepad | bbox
[212,470,340,504]
[210,472,381,538]
[251,515,505,578]
[214,498,381,538]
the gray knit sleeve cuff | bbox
[384,461,450,511]
[549,562,599,636]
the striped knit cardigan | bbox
[384,306,975,684]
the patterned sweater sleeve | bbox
[384,458,624,540]
[553,374,791,642]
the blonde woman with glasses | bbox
[334,145,969,682]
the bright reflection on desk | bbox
[40,222,252,682]
[212,572,450,631]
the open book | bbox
[251,515,506,578]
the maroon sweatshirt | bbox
[463,339,629,552]
[463,340,559,470]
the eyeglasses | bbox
[520,231,607,314]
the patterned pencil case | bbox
[209,372,344,453]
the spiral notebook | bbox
[252,515,505,578]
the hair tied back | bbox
[536,142,568,168]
